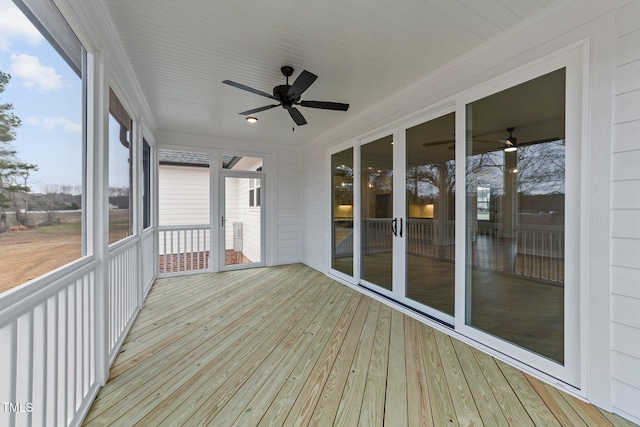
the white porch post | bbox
[86,49,110,386]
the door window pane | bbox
[222,155,262,171]
[361,135,394,290]
[465,68,566,363]
[331,148,354,276]
[406,112,455,315]
[225,176,261,266]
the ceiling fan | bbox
[222,66,349,126]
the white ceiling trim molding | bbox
[53,0,157,134]
[156,130,301,158]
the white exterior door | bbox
[220,173,265,270]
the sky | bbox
[0,0,83,193]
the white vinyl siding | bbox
[611,1,640,421]
[158,164,210,226]
[301,141,327,272]
[277,148,302,265]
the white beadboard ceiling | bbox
[104,0,559,146]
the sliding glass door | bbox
[461,67,578,383]
[360,134,395,292]
[405,113,456,321]
[343,115,458,325]
[356,122,457,325]
[328,54,581,386]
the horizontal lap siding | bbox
[158,165,210,226]
[277,149,302,265]
[611,1,640,422]
[301,142,328,271]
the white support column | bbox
[134,118,144,309]
[86,49,109,386]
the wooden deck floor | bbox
[84,264,636,426]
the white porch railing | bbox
[516,224,564,284]
[356,219,563,285]
[469,223,565,284]
[0,259,100,427]
[0,227,155,427]
[470,224,505,272]
[360,218,456,259]
[142,230,156,295]
[334,230,354,257]
[361,219,393,254]
[406,219,455,260]
[158,226,211,276]
[107,239,140,363]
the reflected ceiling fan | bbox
[422,127,560,151]
[222,66,349,126]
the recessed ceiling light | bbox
[246,116,258,123]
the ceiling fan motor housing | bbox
[273,84,299,107]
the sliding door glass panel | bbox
[331,148,354,276]
[361,135,394,290]
[406,113,455,315]
[465,68,566,364]
[224,176,262,266]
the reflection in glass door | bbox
[361,135,394,291]
[222,175,263,269]
[405,113,456,317]
[465,68,567,364]
[331,148,354,276]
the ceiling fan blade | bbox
[287,107,307,126]
[520,136,561,146]
[239,104,279,115]
[422,139,454,147]
[287,70,317,99]
[299,100,349,111]
[222,80,278,100]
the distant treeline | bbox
[27,192,82,211]
[23,193,130,211]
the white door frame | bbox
[453,46,583,387]
[219,171,266,271]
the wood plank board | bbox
[257,288,363,427]
[470,346,535,427]
[83,264,639,427]
[384,309,408,427]
[328,299,381,426]
[405,317,435,426]
[433,332,483,427]
[359,303,392,427]
[229,284,353,427]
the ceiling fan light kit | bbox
[503,127,518,152]
[246,116,258,123]
[223,66,349,126]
